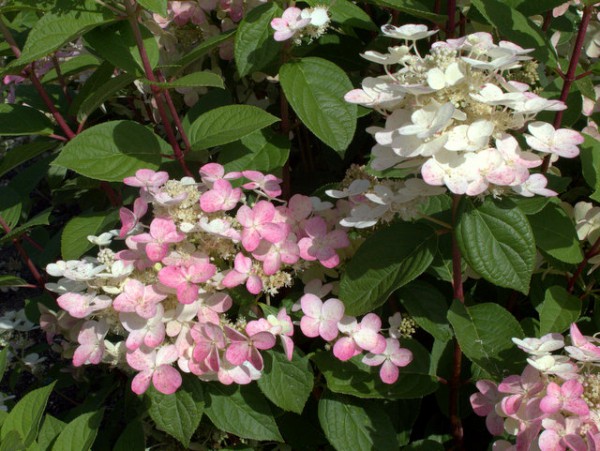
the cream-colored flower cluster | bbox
[346,25,584,198]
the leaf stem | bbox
[124,0,192,177]
[446,0,457,38]
[568,236,600,293]
[542,5,594,172]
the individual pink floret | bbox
[131,217,186,262]
[540,380,589,416]
[224,326,276,371]
[299,294,345,342]
[119,197,148,238]
[247,309,295,361]
[565,322,600,362]
[218,361,260,385]
[221,253,263,294]
[469,380,505,436]
[199,162,241,188]
[298,217,349,268]
[539,416,586,451]
[158,261,216,304]
[200,179,243,213]
[127,344,182,395]
[525,122,584,159]
[252,235,300,275]
[72,319,109,367]
[113,279,167,319]
[362,337,412,384]
[333,313,387,361]
[498,365,544,416]
[237,201,287,252]
[123,169,169,190]
[242,170,283,198]
[121,305,166,350]
[57,291,112,318]
[191,322,227,372]
[271,7,310,42]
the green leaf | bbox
[76,72,136,122]
[12,3,114,67]
[218,129,290,173]
[52,121,165,182]
[0,276,29,288]
[257,351,313,414]
[305,0,377,30]
[364,0,445,22]
[318,393,399,451]
[146,376,204,448]
[339,222,437,316]
[205,383,283,442]
[501,0,567,15]
[61,210,119,260]
[235,2,283,77]
[85,21,159,74]
[171,30,236,75]
[138,0,167,15]
[188,105,279,151]
[528,202,583,264]
[0,104,53,136]
[0,186,22,229]
[447,300,525,378]
[37,415,66,451]
[144,72,224,89]
[0,431,23,451]
[469,0,557,68]
[512,197,551,215]
[311,339,438,399]
[0,140,56,178]
[42,54,101,83]
[455,198,536,294]
[113,420,145,451]
[279,57,357,154]
[1,382,55,447]
[580,134,600,202]
[398,281,453,342]
[0,209,52,245]
[539,286,581,335]
[51,409,104,451]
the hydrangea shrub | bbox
[0,0,599,449]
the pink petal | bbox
[131,370,153,395]
[333,337,359,361]
[152,365,182,394]
[379,360,400,384]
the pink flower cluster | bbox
[470,324,600,450]
[294,281,413,384]
[44,164,354,395]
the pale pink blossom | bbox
[298,217,349,268]
[113,279,166,319]
[57,291,112,318]
[119,197,148,238]
[299,294,344,342]
[271,7,310,42]
[127,344,182,395]
[199,179,242,212]
[221,253,263,294]
[198,162,241,188]
[361,338,412,384]
[131,217,186,261]
[158,261,216,304]
[224,326,275,371]
[191,322,226,372]
[237,201,287,252]
[123,169,168,191]
[540,380,589,416]
[470,380,505,436]
[242,171,282,198]
[73,320,109,366]
[121,305,166,350]
[333,314,386,361]
[525,122,583,158]
[498,365,544,416]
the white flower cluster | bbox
[345,25,584,197]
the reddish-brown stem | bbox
[542,10,553,32]
[49,134,68,142]
[0,17,77,140]
[157,73,192,153]
[568,236,600,293]
[450,194,465,450]
[446,0,457,38]
[51,54,72,105]
[124,0,192,177]
[0,215,46,290]
[541,5,594,172]
[100,182,121,207]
